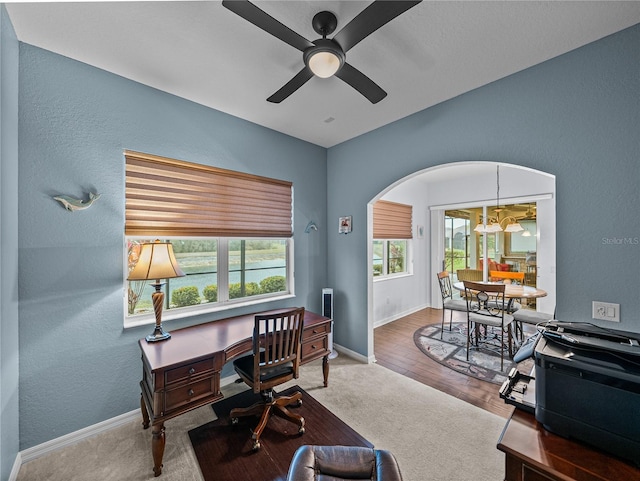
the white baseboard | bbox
[15,373,242,474]
[333,343,374,364]
[8,451,22,481]
[13,357,360,475]
[373,303,430,329]
[19,409,142,465]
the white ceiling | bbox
[6,1,640,148]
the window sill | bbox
[124,293,296,329]
[373,272,413,283]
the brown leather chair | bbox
[230,307,306,451]
[286,445,403,481]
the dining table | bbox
[452,280,547,312]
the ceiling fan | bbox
[517,204,537,220]
[222,0,422,104]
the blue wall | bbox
[327,24,640,356]
[17,43,327,450]
[8,13,640,459]
[0,5,20,481]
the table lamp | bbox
[128,240,185,342]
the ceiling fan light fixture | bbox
[304,40,345,78]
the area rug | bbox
[188,385,372,481]
[413,322,534,385]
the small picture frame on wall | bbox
[417,225,425,239]
[339,216,352,234]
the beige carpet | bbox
[16,356,508,481]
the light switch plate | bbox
[592,301,620,322]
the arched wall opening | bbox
[366,161,556,360]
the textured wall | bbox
[327,24,640,356]
[17,44,327,450]
[0,5,20,481]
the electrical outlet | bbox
[592,301,620,322]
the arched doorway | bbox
[367,161,555,360]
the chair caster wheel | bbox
[296,399,303,407]
[252,440,261,451]
[231,417,238,425]
[298,426,305,434]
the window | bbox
[373,239,409,277]
[124,151,293,325]
[372,200,413,279]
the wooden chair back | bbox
[437,271,453,300]
[456,269,483,282]
[251,307,305,392]
[463,280,508,317]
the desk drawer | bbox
[301,335,329,363]
[304,322,330,339]
[165,358,215,386]
[164,376,220,414]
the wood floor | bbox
[373,307,516,419]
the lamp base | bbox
[145,325,171,343]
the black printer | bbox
[534,321,640,465]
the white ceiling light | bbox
[474,165,524,234]
[304,39,345,78]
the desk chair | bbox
[230,307,306,451]
[436,271,468,338]
[463,281,515,371]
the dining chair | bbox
[489,270,525,284]
[436,271,468,338]
[513,307,556,340]
[463,281,515,371]
[230,307,306,451]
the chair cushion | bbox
[443,299,468,311]
[513,309,554,325]
[233,354,294,383]
[469,312,514,328]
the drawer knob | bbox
[312,329,319,334]
[189,368,196,375]
[311,344,317,349]
[188,389,194,397]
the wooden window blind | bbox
[373,200,413,239]
[125,151,293,237]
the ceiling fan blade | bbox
[333,1,422,52]
[335,63,387,104]
[267,67,314,103]
[222,0,314,52]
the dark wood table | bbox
[138,308,332,476]
[497,409,640,481]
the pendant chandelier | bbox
[474,165,524,234]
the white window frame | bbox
[124,236,295,329]
[373,239,412,280]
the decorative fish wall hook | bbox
[53,192,101,212]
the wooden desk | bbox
[497,409,640,481]
[138,308,332,476]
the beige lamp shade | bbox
[128,240,185,281]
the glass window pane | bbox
[510,221,537,252]
[229,239,287,299]
[387,240,406,274]
[169,239,218,307]
[372,240,383,276]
